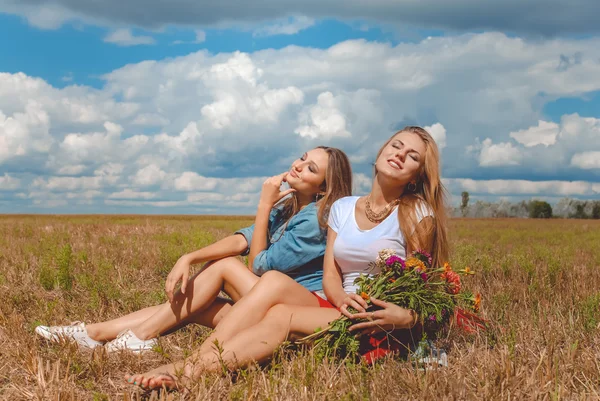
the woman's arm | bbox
[183,234,249,265]
[322,228,368,313]
[248,173,295,271]
[322,229,345,305]
[348,297,417,334]
[247,202,271,272]
[165,234,248,302]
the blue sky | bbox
[0,14,419,89]
[1,0,600,214]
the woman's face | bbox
[375,131,426,185]
[286,148,329,196]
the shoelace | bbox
[55,321,84,334]
[112,330,133,347]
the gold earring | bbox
[408,182,417,192]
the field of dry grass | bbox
[1,215,599,400]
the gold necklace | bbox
[364,194,400,223]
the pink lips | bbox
[289,169,299,178]
[387,159,402,170]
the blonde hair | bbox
[374,126,449,266]
[278,146,352,231]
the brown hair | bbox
[277,146,352,231]
[374,126,449,266]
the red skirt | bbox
[359,326,422,364]
[312,292,338,309]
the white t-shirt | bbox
[328,196,433,293]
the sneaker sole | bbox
[35,326,103,349]
[35,326,60,342]
[105,346,156,354]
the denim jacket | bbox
[235,202,325,292]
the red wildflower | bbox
[442,270,461,294]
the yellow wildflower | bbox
[406,257,426,273]
[406,258,420,268]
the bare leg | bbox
[85,299,234,342]
[85,305,163,341]
[87,257,258,341]
[126,304,341,389]
[184,271,320,358]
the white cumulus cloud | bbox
[253,16,315,37]
[475,138,523,167]
[108,189,156,199]
[0,174,20,190]
[174,172,219,191]
[0,101,53,163]
[510,120,559,147]
[571,151,600,169]
[132,164,168,187]
[424,123,447,150]
[104,28,155,46]
[295,92,351,139]
[445,178,597,197]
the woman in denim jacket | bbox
[35,147,352,352]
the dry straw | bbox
[1,215,599,399]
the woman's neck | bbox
[295,193,314,209]
[369,175,404,207]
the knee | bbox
[260,271,291,289]
[209,256,238,269]
[250,271,290,299]
[207,257,243,276]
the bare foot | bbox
[125,365,179,390]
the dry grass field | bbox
[1,215,599,400]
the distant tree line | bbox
[454,192,600,219]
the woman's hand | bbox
[258,173,296,208]
[347,297,417,335]
[339,293,369,316]
[165,255,192,303]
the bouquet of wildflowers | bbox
[296,250,481,360]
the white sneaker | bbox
[104,329,157,354]
[35,322,104,349]
[417,350,449,368]
[411,340,449,368]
